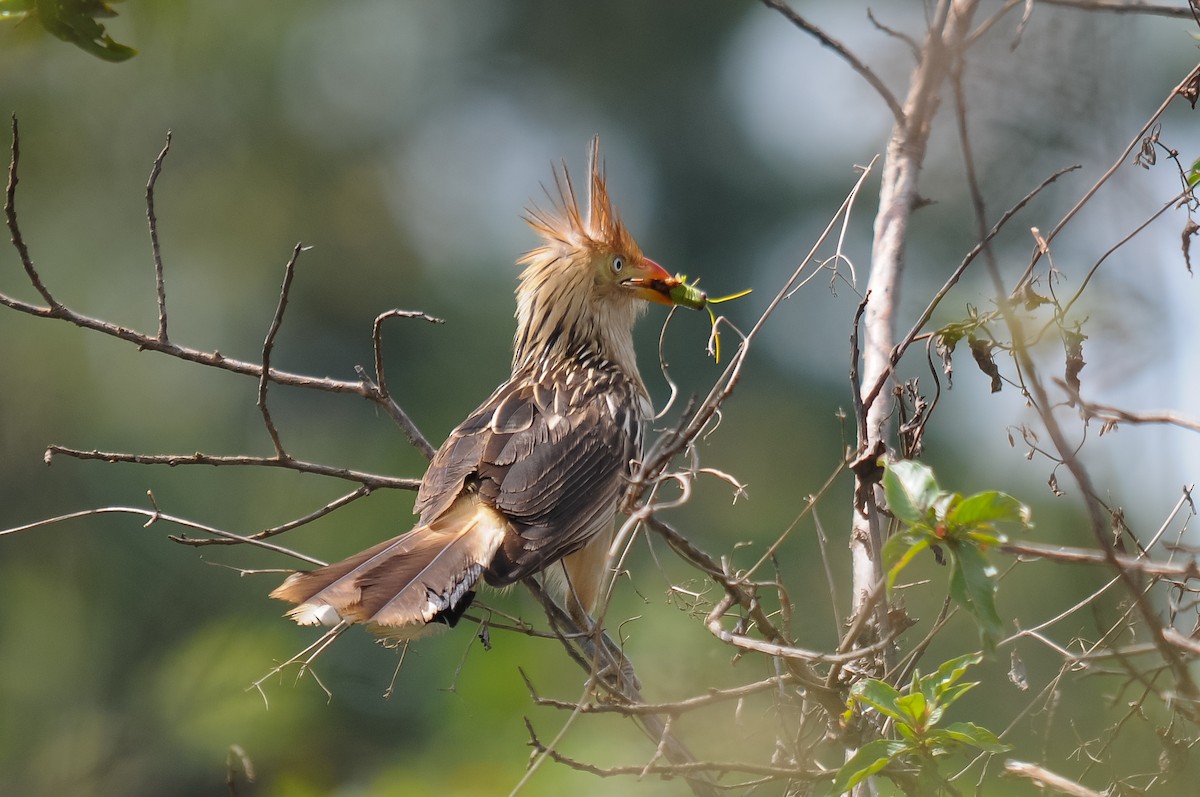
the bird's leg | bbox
[556,531,643,695]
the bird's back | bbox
[415,352,649,588]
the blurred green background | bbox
[2,2,1199,795]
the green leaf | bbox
[849,679,907,725]
[896,691,929,731]
[935,722,1012,753]
[831,739,909,795]
[949,544,1005,651]
[963,528,1007,547]
[931,682,977,716]
[883,533,933,589]
[948,491,1030,529]
[883,459,939,523]
[32,0,136,61]
[928,653,982,694]
[895,721,920,744]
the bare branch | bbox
[5,116,58,309]
[1017,62,1200,290]
[1040,0,1197,17]
[1061,381,1200,434]
[1003,760,1105,797]
[759,0,906,125]
[1002,540,1200,580]
[367,308,444,460]
[859,163,1079,417]
[523,717,823,782]
[174,485,373,547]
[146,130,172,343]
[0,503,325,565]
[259,244,306,458]
[44,445,419,490]
[530,673,798,716]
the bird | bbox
[270,137,682,638]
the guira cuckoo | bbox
[271,138,689,637]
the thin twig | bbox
[368,308,444,460]
[0,504,325,564]
[520,579,720,797]
[5,116,58,309]
[1002,540,1200,579]
[530,673,798,716]
[1016,61,1200,290]
[173,485,373,547]
[759,0,906,125]
[259,244,306,458]
[1040,0,1196,17]
[859,164,1080,420]
[524,718,823,781]
[1062,382,1200,435]
[146,130,172,343]
[44,445,419,490]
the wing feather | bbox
[413,361,643,587]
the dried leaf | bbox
[1180,71,1200,109]
[1182,219,1198,276]
[1063,328,1086,396]
[1012,281,1051,311]
[1048,471,1063,497]
[1009,650,1028,691]
[968,335,1002,393]
[935,333,957,388]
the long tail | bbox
[270,496,508,636]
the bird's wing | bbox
[415,367,641,584]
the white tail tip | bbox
[287,603,343,627]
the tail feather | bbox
[270,497,508,633]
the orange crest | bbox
[522,136,643,262]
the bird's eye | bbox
[612,257,624,273]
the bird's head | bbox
[513,137,676,375]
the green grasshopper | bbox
[667,274,752,363]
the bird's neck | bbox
[511,303,646,396]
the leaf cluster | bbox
[833,654,1010,795]
[881,459,1031,651]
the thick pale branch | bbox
[1004,760,1106,797]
